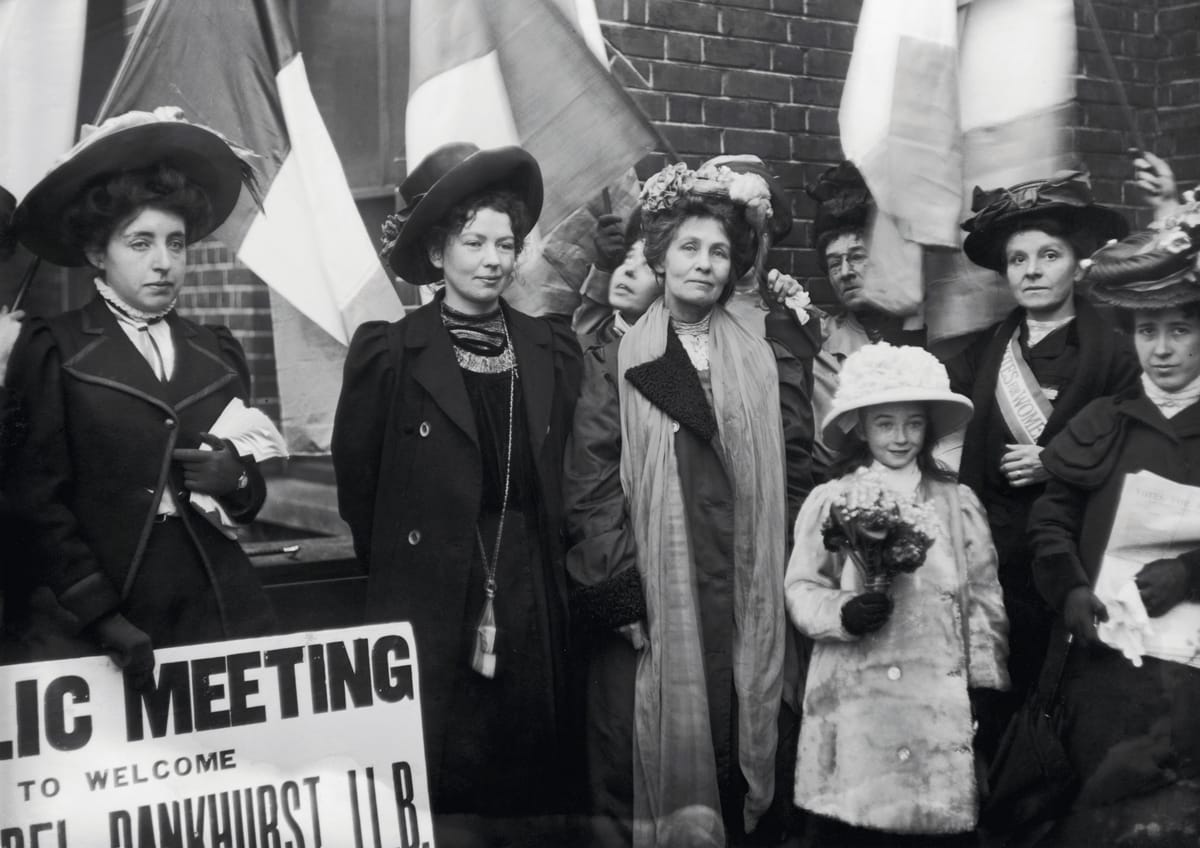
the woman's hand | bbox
[592,213,626,273]
[1131,150,1180,221]
[0,306,25,383]
[764,268,802,304]
[1062,586,1108,645]
[172,433,245,496]
[617,621,648,651]
[1135,557,1191,617]
[841,591,892,635]
[1001,444,1051,488]
[89,612,155,688]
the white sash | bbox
[995,328,1054,444]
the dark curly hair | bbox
[816,223,866,274]
[421,189,533,268]
[995,215,1099,273]
[641,195,757,302]
[62,164,212,261]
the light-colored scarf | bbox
[1142,371,1200,419]
[619,299,787,846]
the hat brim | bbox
[389,147,543,284]
[821,389,975,450]
[14,122,246,267]
[963,204,1129,272]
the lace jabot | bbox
[673,313,711,371]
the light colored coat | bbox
[785,476,1009,834]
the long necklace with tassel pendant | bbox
[471,578,498,678]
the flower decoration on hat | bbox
[836,342,952,402]
[639,161,773,225]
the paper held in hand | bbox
[1094,470,1200,668]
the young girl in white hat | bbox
[785,343,1010,846]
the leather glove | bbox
[89,612,155,688]
[1135,557,1191,617]
[1062,586,1108,646]
[173,433,246,496]
[592,213,626,272]
[841,592,893,636]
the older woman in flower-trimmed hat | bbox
[331,142,583,843]
[948,171,1140,746]
[4,108,282,672]
[1026,194,1200,845]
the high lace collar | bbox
[94,277,176,324]
[1142,372,1200,419]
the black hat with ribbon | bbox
[806,161,873,270]
[381,142,543,285]
[1084,196,1200,311]
[960,171,1128,272]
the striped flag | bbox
[840,0,1077,344]
[407,0,660,315]
[97,0,403,452]
[0,0,87,202]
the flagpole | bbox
[10,256,41,311]
[1079,0,1148,153]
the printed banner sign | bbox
[0,623,434,847]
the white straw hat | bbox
[821,342,973,448]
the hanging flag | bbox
[406,0,661,315]
[97,0,403,452]
[0,0,87,202]
[840,0,1077,345]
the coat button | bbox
[407,530,421,546]
[418,421,431,438]
[897,746,911,762]
[164,418,176,429]
[887,665,902,681]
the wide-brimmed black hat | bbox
[14,108,257,267]
[382,143,543,284]
[806,161,872,270]
[961,171,1128,272]
[1085,217,1200,311]
[701,154,792,241]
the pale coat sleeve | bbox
[959,484,1011,691]
[784,481,860,642]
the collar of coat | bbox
[395,293,556,455]
[61,296,238,416]
[624,326,718,441]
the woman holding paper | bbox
[4,109,281,676]
[1027,206,1200,844]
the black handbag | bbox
[980,630,1078,833]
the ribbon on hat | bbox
[965,170,1093,233]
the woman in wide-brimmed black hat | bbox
[3,108,282,672]
[946,172,1141,751]
[331,142,583,843]
[1025,201,1200,846]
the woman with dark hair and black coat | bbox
[332,142,583,845]
[4,109,280,674]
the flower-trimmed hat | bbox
[381,142,543,285]
[821,342,974,449]
[14,107,259,267]
[1084,190,1200,311]
[700,154,792,240]
[960,170,1128,272]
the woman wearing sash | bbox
[1025,202,1200,845]
[949,172,1138,748]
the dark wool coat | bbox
[1027,390,1200,842]
[331,297,582,802]
[4,296,271,641]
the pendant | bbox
[471,583,497,678]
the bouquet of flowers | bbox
[821,469,940,594]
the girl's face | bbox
[86,206,187,313]
[658,216,732,322]
[1134,307,1200,392]
[858,401,928,471]
[608,239,660,323]
[429,207,516,314]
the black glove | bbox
[172,432,246,496]
[841,592,893,635]
[1135,558,1191,617]
[88,612,155,688]
[592,213,626,272]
